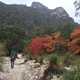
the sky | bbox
[0,0,80,23]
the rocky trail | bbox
[0,57,48,80]
[2,57,26,80]
[0,57,63,80]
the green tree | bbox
[0,24,26,53]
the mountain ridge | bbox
[0,1,77,37]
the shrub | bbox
[0,42,7,56]
[63,52,74,66]
[63,65,80,80]
[48,53,59,65]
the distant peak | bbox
[54,7,66,12]
[50,7,69,17]
[31,2,48,9]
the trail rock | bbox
[0,72,8,80]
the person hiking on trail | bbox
[9,38,20,69]
[10,48,17,69]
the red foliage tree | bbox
[27,37,44,56]
[26,32,66,56]
[68,27,80,54]
[25,27,80,56]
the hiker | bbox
[9,38,20,68]
[10,48,17,68]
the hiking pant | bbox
[10,58,16,68]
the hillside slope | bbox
[0,1,77,37]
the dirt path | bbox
[1,57,63,80]
[8,64,25,80]
[2,57,49,80]
[3,57,26,80]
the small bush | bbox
[63,65,80,80]
[63,52,74,66]
[48,53,59,65]
[0,42,7,56]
